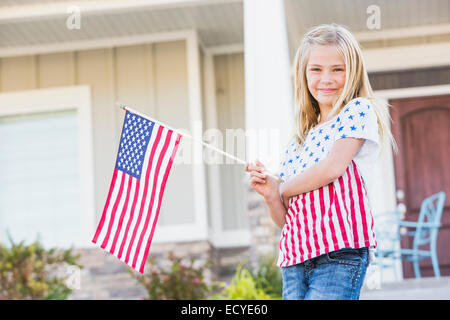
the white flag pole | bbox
[116,102,279,180]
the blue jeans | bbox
[281,247,369,300]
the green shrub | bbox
[0,236,81,300]
[213,266,273,300]
[249,255,282,299]
[130,251,220,300]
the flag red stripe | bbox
[139,133,181,273]
[132,130,173,269]
[92,169,118,243]
[117,179,140,260]
[101,172,126,249]
[110,175,133,254]
[125,126,164,264]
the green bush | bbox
[130,251,220,300]
[249,255,282,299]
[213,266,273,300]
[213,255,282,300]
[0,236,81,300]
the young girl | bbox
[245,23,397,300]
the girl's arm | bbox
[280,137,365,201]
[265,190,288,229]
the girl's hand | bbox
[245,159,280,202]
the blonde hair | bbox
[292,23,397,157]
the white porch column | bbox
[243,0,294,268]
[243,0,294,172]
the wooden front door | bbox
[390,94,450,278]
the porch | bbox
[361,276,450,300]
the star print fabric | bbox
[278,97,379,182]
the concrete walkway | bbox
[360,276,450,300]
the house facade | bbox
[0,0,448,299]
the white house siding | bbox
[0,40,197,235]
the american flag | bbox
[92,110,182,273]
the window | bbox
[0,86,94,249]
[0,110,81,248]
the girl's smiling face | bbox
[306,45,346,114]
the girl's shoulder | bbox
[340,97,376,116]
[343,97,372,109]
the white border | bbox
[0,85,95,248]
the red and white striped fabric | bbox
[276,97,380,267]
[92,110,182,273]
[277,160,377,267]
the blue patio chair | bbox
[374,209,402,282]
[398,191,446,278]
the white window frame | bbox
[0,85,95,248]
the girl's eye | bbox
[310,68,344,72]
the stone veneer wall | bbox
[246,187,282,270]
